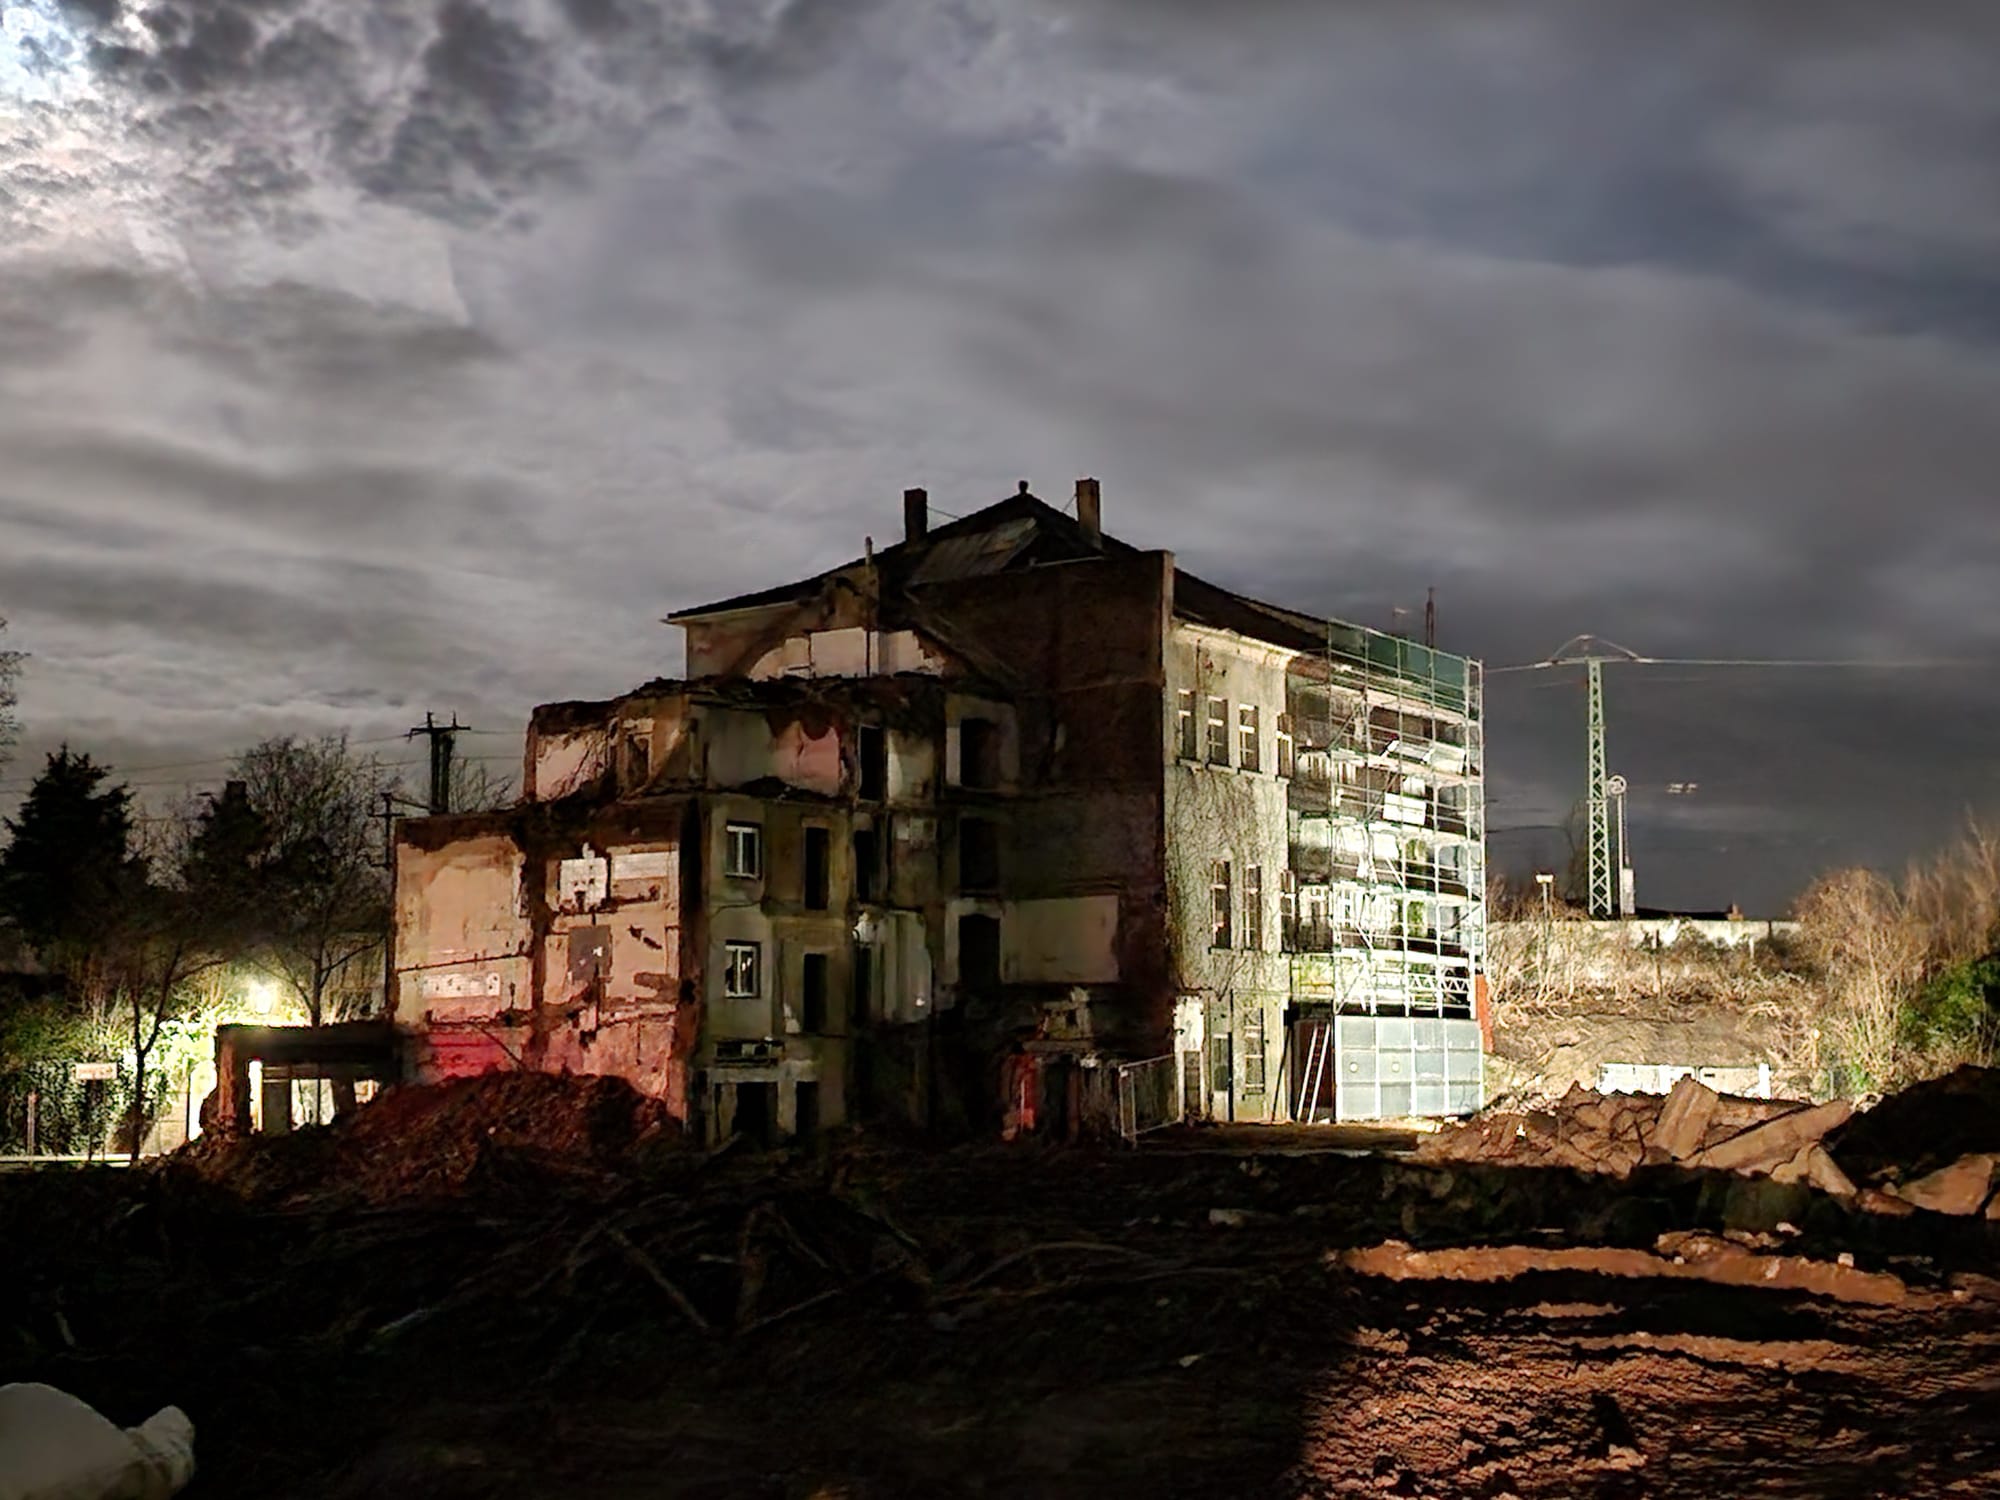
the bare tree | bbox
[443,759,515,814]
[228,736,394,1026]
[95,810,229,1161]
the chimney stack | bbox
[1075,477,1102,548]
[903,487,928,544]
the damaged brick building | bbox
[390,481,1487,1141]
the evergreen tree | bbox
[0,748,141,966]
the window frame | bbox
[1238,704,1260,772]
[1205,696,1229,766]
[1244,864,1263,952]
[723,821,763,879]
[1210,859,1232,949]
[1175,689,1198,760]
[723,939,761,999]
[1275,713,1294,778]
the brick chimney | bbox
[1075,477,1102,549]
[904,487,928,544]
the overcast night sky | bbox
[2,0,1997,915]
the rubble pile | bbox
[169,1072,683,1205]
[1420,1068,2000,1218]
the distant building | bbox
[390,481,1487,1141]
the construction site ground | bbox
[4,1083,1998,1499]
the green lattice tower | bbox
[1586,658,1613,919]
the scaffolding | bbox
[1285,623,1486,1120]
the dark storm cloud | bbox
[7,0,2000,912]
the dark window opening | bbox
[734,1081,774,1147]
[858,724,887,801]
[959,913,1002,992]
[621,734,650,791]
[959,816,1000,892]
[960,717,1002,789]
[853,828,879,903]
[793,1080,820,1142]
[803,826,830,910]
[851,944,873,1028]
[801,952,829,1033]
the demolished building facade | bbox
[390,482,1487,1141]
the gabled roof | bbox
[666,488,1137,622]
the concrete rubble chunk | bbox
[1649,1075,1721,1161]
[1891,1154,1999,1217]
[1804,1145,1857,1198]
[1693,1099,1853,1174]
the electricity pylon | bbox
[1493,638,1967,921]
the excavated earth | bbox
[3,1076,1998,1498]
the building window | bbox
[960,716,1003,789]
[1238,705,1260,772]
[724,940,761,999]
[1210,860,1232,948]
[851,943,873,1027]
[1280,870,1297,950]
[1208,1031,1233,1096]
[857,724,887,801]
[803,826,830,910]
[801,953,828,1033]
[960,913,1002,990]
[621,733,651,791]
[1242,1011,1267,1094]
[1245,865,1263,951]
[853,828,879,903]
[959,815,1000,892]
[724,822,762,879]
[1275,714,1294,778]
[1176,689,1197,760]
[1205,697,1228,766]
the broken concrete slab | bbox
[1891,1154,1998,1217]
[1649,1075,1720,1161]
[1693,1099,1853,1174]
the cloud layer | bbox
[4,0,1999,909]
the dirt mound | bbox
[169,1071,682,1204]
[1825,1066,2000,1185]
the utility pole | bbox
[1424,587,1437,650]
[407,712,466,816]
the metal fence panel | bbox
[1115,1055,1182,1143]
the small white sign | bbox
[611,850,674,882]
[72,1061,117,1082]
